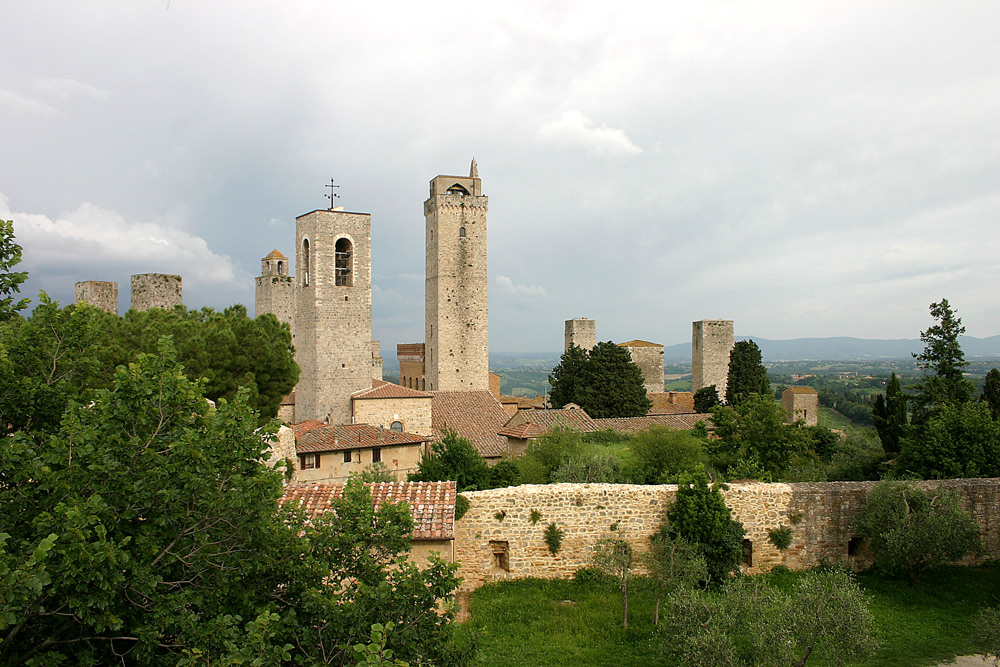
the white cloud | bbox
[537,110,642,157]
[0,88,56,116]
[32,77,109,101]
[495,275,548,299]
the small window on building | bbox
[343,450,352,464]
[742,539,753,566]
[277,260,283,274]
[335,237,353,287]
[302,239,310,287]
[301,453,320,470]
[459,226,466,237]
[390,421,403,432]
[372,447,382,463]
[489,540,510,572]
[848,536,864,556]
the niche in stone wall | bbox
[848,536,865,557]
[742,539,753,567]
[489,540,510,572]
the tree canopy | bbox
[710,393,808,478]
[872,372,908,455]
[548,341,651,418]
[666,471,745,586]
[911,299,975,420]
[725,340,770,406]
[0,220,29,322]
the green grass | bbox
[818,405,865,432]
[457,564,1000,666]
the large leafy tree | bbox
[725,340,770,406]
[911,299,975,422]
[548,341,651,418]
[872,372,909,454]
[710,393,809,478]
[897,401,1000,479]
[666,471,745,586]
[852,480,982,586]
[408,429,491,492]
[0,220,29,322]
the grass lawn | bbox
[456,564,1000,667]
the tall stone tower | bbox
[294,208,372,424]
[255,249,295,331]
[692,319,734,400]
[564,318,596,352]
[424,160,489,392]
[130,274,182,311]
[74,280,118,314]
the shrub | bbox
[768,525,793,551]
[666,471,745,586]
[543,523,565,555]
[454,494,470,521]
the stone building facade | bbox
[618,340,665,394]
[783,386,819,426]
[564,318,596,352]
[397,343,426,390]
[424,161,489,392]
[130,273,182,311]
[351,380,433,437]
[74,280,118,313]
[692,319,734,399]
[294,209,373,425]
[255,249,295,332]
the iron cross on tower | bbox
[324,178,340,209]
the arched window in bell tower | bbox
[335,238,353,287]
[302,239,310,287]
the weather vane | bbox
[325,178,340,209]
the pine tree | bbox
[982,368,1000,420]
[911,299,975,422]
[872,372,908,454]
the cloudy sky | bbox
[2,1,998,358]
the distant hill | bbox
[661,335,1000,362]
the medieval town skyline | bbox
[2,1,998,356]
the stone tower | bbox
[619,340,665,394]
[564,318,596,352]
[692,319,734,400]
[255,249,295,331]
[424,160,489,392]
[294,208,373,424]
[130,273,182,311]
[74,280,118,314]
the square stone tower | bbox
[619,340,665,394]
[424,160,489,392]
[564,318,596,352]
[74,280,118,314]
[130,274,182,311]
[782,387,819,426]
[692,319,734,400]
[294,208,373,424]
[255,249,295,333]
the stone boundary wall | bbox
[454,479,1000,592]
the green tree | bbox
[590,538,635,628]
[693,385,720,413]
[516,426,586,484]
[725,340,770,406]
[666,471,745,586]
[548,341,651,418]
[627,426,706,484]
[981,368,1000,420]
[710,393,808,478]
[409,429,491,491]
[972,606,1000,667]
[645,530,706,625]
[852,480,982,586]
[0,220,29,321]
[898,401,1000,479]
[872,372,909,454]
[911,299,975,421]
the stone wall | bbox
[255,273,295,331]
[564,318,596,352]
[352,395,434,437]
[454,479,1000,592]
[130,273,182,311]
[692,319,734,398]
[397,343,426,390]
[74,280,118,313]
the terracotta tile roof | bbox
[648,392,696,415]
[591,413,713,434]
[264,249,287,260]
[516,395,550,409]
[617,339,663,347]
[785,386,818,394]
[430,391,510,458]
[353,379,432,399]
[502,408,599,434]
[292,422,428,454]
[281,481,456,540]
[498,422,545,439]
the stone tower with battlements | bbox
[130,274,182,311]
[564,318,596,352]
[424,160,489,392]
[75,281,118,313]
[692,319,734,401]
[255,249,295,332]
[294,208,373,424]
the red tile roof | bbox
[498,422,545,439]
[353,379,432,399]
[784,386,818,394]
[292,422,428,454]
[430,391,510,458]
[591,413,713,434]
[502,408,599,434]
[281,481,456,540]
[617,339,663,347]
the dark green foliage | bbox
[409,429,491,492]
[768,525,793,551]
[627,426,706,483]
[487,459,520,489]
[710,393,808,478]
[725,340,770,406]
[852,480,982,586]
[454,494,470,521]
[543,523,565,555]
[899,401,1000,479]
[873,372,909,453]
[911,299,976,422]
[548,341,651,418]
[0,220,29,321]
[516,427,586,483]
[826,429,888,481]
[802,425,840,460]
[693,385,720,412]
[529,509,543,524]
[666,472,745,586]
[982,368,1000,420]
[550,452,622,483]
[972,606,1000,666]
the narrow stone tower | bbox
[564,318,596,352]
[692,319,734,400]
[424,160,489,392]
[255,249,295,331]
[294,208,373,424]
[74,281,118,314]
[130,274,182,311]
